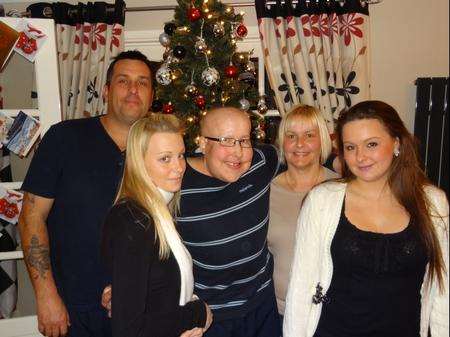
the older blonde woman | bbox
[268,105,339,318]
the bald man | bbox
[176,107,281,337]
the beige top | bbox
[268,167,338,315]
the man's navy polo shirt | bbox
[22,116,124,310]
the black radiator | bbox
[414,77,449,197]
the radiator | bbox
[414,77,449,197]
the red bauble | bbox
[235,24,248,38]
[187,7,202,22]
[195,95,206,110]
[162,103,174,114]
[224,64,238,78]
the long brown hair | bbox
[336,100,446,291]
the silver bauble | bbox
[201,67,219,86]
[159,33,171,47]
[257,97,269,115]
[212,21,225,37]
[239,98,250,111]
[156,65,172,86]
[195,37,208,53]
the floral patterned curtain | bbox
[255,0,370,128]
[28,2,125,120]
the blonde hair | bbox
[277,104,332,164]
[116,114,184,259]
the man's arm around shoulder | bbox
[18,192,70,337]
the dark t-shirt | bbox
[22,116,124,310]
[177,144,280,321]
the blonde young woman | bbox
[101,114,212,337]
[284,101,448,337]
[268,105,339,318]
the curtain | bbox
[255,0,371,128]
[28,2,125,120]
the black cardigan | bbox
[101,199,206,337]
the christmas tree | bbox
[152,0,268,152]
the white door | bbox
[0,17,61,337]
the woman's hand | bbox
[180,327,203,337]
[101,285,112,317]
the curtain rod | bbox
[17,1,254,17]
[264,0,382,5]
[16,0,381,18]
[126,2,254,12]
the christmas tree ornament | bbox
[188,6,202,22]
[159,32,171,47]
[156,65,172,85]
[212,21,225,37]
[253,127,266,141]
[173,45,187,59]
[151,99,163,112]
[238,71,256,85]
[195,37,208,53]
[201,67,219,86]
[232,52,248,65]
[224,64,238,78]
[234,23,248,38]
[239,97,250,111]
[164,22,177,36]
[185,83,199,97]
[245,60,256,73]
[257,96,269,115]
[162,102,174,114]
[195,95,206,109]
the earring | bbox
[394,148,400,157]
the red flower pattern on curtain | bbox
[110,24,122,51]
[339,13,364,46]
[91,23,106,51]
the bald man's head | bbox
[198,106,253,183]
[200,107,250,136]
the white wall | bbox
[369,0,449,131]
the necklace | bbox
[284,168,323,192]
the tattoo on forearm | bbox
[25,235,50,279]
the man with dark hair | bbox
[105,49,153,85]
[18,50,153,337]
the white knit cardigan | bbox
[283,182,449,337]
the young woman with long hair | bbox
[101,114,212,337]
[284,101,448,337]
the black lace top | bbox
[314,204,428,337]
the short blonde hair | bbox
[116,114,184,259]
[277,105,332,164]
